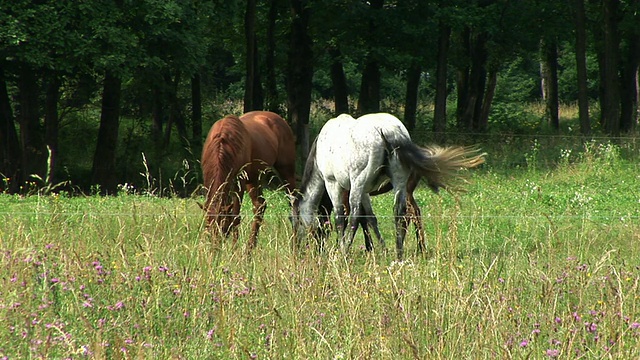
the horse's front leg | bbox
[229,186,245,246]
[247,183,266,250]
[393,189,409,260]
[325,182,347,249]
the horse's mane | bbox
[202,115,250,216]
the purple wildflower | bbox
[585,322,597,333]
[545,349,560,357]
[572,312,581,322]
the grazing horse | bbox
[316,172,425,253]
[292,113,485,259]
[201,111,296,249]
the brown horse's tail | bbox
[392,140,486,193]
[201,116,250,232]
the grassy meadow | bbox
[1,130,640,359]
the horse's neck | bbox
[298,171,325,223]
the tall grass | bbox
[1,135,639,358]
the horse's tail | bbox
[388,138,486,193]
[201,116,250,229]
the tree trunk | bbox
[574,0,591,135]
[18,64,45,184]
[478,68,497,132]
[602,0,621,134]
[456,68,469,130]
[619,5,639,133]
[44,73,60,185]
[244,0,263,112]
[456,27,491,134]
[356,0,383,116]
[541,38,560,130]
[287,0,313,157]
[91,71,122,195]
[469,33,488,132]
[265,0,280,113]
[357,59,381,116]
[191,72,202,151]
[0,67,22,193]
[456,27,472,130]
[151,84,164,151]
[433,22,451,142]
[329,46,349,115]
[403,61,421,132]
[164,72,188,151]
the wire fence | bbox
[1,211,637,221]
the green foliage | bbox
[487,102,544,134]
[494,56,540,103]
[556,43,600,101]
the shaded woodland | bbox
[1,0,639,194]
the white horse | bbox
[291,113,485,259]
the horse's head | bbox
[288,190,303,234]
[289,189,334,248]
[208,212,241,238]
[289,190,318,245]
[203,191,241,239]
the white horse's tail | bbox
[384,136,486,192]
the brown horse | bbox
[201,111,296,249]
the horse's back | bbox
[240,111,295,165]
[355,113,411,145]
[316,114,388,190]
[316,112,414,192]
[239,111,296,188]
[319,112,410,152]
[316,114,359,156]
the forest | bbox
[1,0,639,195]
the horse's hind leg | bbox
[247,183,266,250]
[359,209,373,252]
[360,194,385,251]
[407,195,425,254]
[406,175,425,254]
[341,191,371,251]
[393,188,409,260]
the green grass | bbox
[1,138,640,359]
